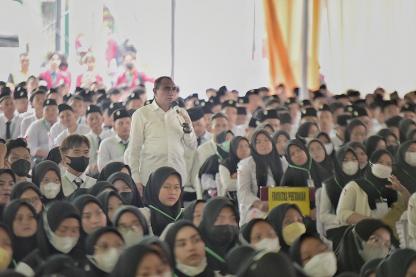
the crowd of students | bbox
[1,51,416,276]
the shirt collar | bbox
[116,134,129,144]
[65,169,86,183]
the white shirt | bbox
[53,124,90,147]
[61,170,96,197]
[85,129,114,168]
[0,114,23,140]
[25,118,53,156]
[319,183,344,232]
[49,122,65,148]
[98,135,128,171]
[126,100,197,186]
[20,114,40,137]
[218,164,237,196]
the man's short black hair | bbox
[6,138,30,158]
[154,76,173,90]
[59,135,90,155]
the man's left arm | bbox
[178,108,197,150]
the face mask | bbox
[305,137,314,144]
[88,247,121,273]
[324,143,334,155]
[176,257,207,276]
[361,242,389,262]
[0,247,11,270]
[405,152,416,167]
[209,225,238,246]
[40,182,61,199]
[50,233,78,254]
[220,141,231,152]
[119,192,133,204]
[119,229,144,247]
[125,62,134,70]
[282,222,306,246]
[11,159,31,177]
[371,163,392,179]
[253,238,280,252]
[342,161,359,176]
[303,251,337,277]
[66,156,89,173]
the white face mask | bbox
[324,143,334,155]
[253,238,281,252]
[305,137,314,144]
[361,242,390,262]
[50,234,78,254]
[176,257,207,276]
[303,251,337,277]
[405,152,416,167]
[119,229,144,247]
[371,163,392,179]
[40,182,61,199]
[88,247,121,273]
[342,161,359,176]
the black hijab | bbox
[393,140,416,193]
[240,218,273,243]
[10,182,42,207]
[2,199,37,262]
[295,122,319,144]
[289,233,323,266]
[399,119,416,143]
[266,203,303,252]
[408,128,416,141]
[164,220,215,277]
[220,136,249,175]
[143,167,183,236]
[88,181,116,197]
[377,128,399,155]
[31,160,64,203]
[307,139,333,178]
[365,135,386,158]
[376,248,416,277]
[347,141,368,174]
[355,149,397,210]
[280,139,326,188]
[183,200,205,223]
[97,190,124,221]
[98,162,131,181]
[344,119,367,144]
[250,130,283,190]
[324,146,360,209]
[138,235,174,268]
[108,172,143,207]
[225,245,256,275]
[112,205,150,236]
[34,254,86,277]
[71,195,108,237]
[272,130,290,157]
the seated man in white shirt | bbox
[5,138,32,183]
[53,104,90,147]
[98,108,131,171]
[60,134,96,197]
[0,87,23,141]
[20,89,46,137]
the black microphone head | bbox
[171,97,186,109]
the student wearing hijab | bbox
[307,139,333,178]
[10,182,42,214]
[393,140,416,193]
[164,220,215,277]
[336,218,394,273]
[316,131,336,158]
[31,160,63,204]
[138,235,174,268]
[364,135,386,158]
[347,141,369,172]
[320,146,361,249]
[375,248,416,277]
[182,200,205,226]
[142,166,183,236]
[237,130,283,224]
[96,190,123,222]
[15,201,83,276]
[72,195,107,239]
[272,130,290,157]
[218,136,250,200]
[97,161,131,181]
[111,244,172,277]
[344,119,368,145]
[88,181,115,197]
[2,200,37,263]
[112,205,149,247]
[377,128,399,155]
[107,172,142,207]
[289,233,338,277]
[0,169,16,219]
[408,129,416,142]
[295,122,320,145]
[266,203,306,253]
[337,149,409,228]
[198,197,239,273]
[240,218,280,252]
[84,227,125,276]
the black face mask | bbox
[11,159,31,177]
[66,156,89,173]
[208,225,238,246]
[120,192,133,204]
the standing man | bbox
[126,76,197,191]
[0,87,22,140]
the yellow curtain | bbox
[263,0,321,94]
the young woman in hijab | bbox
[316,131,336,158]
[88,181,115,197]
[347,141,369,173]
[289,233,338,277]
[344,119,368,145]
[10,182,42,215]
[198,197,239,274]
[84,226,125,277]
[164,220,215,277]
[0,224,13,270]
[97,161,131,181]
[375,248,416,277]
[0,169,16,219]
[320,146,361,249]
[240,218,280,252]
[393,140,416,193]
[112,205,149,247]
[307,139,333,178]
[96,190,124,222]
[336,218,394,273]
[295,122,320,145]
[31,160,63,204]
[218,136,250,201]
[2,200,37,263]
[15,201,83,276]
[142,166,183,236]
[399,118,416,143]
[110,244,172,277]
[138,236,174,268]
[182,200,205,227]
[237,130,283,224]
[337,149,409,228]
[364,135,386,158]
[266,203,306,253]
[377,128,399,155]
[272,130,290,157]
[107,172,142,207]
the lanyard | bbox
[149,205,182,221]
[288,159,312,174]
[364,177,384,201]
[334,176,343,190]
[205,246,225,263]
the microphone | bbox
[171,98,192,134]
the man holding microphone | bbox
[126,76,197,194]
